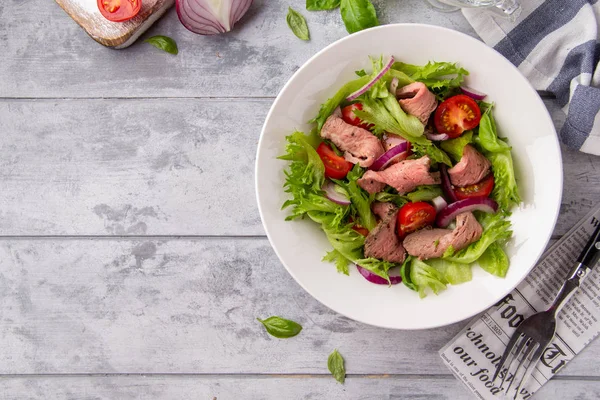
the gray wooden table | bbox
[1,1,599,398]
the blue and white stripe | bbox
[463,0,600,155]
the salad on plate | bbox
[279,55,520,298]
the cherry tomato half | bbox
[98,0,141,22]
[453,174,495,200]
[341,103,373,130]
[396,202,437,239]
[348,216,369,236]
[316,142,353,180]
[434,95,481,139]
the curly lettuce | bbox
[392,61,469,100]
[280,131,347,225]
[477,242,510,278]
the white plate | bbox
[255,24,562,330]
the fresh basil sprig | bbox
[306,0,341,10]
[340,0,378,34]
[257,316,303,338]
[287,7,311,41]
[328,349,346,383]
[145,35,178,55]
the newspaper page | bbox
[440,204,600,400]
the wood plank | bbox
[0,99,597,236]
[0,238,598,376]
[0,1,477,98]
[0,375,598,400]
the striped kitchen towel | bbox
[463,0,600,156]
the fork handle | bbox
[550,223,600,315]
[577,223,600,269]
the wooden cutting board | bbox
[55,0,175,49]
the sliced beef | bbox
[357,156,441,194]
[364,204,406,264]
[372,201,397,220]
[403,212,483,260]
[402,228,450,259]
[320,112,384,168]
[397,82,438,125]
[448,145,491,187]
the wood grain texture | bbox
[55,0,174,48]
[0,98,597,236]
[0,238,599,377]
[0,0,476,98]
[0,375,599,400]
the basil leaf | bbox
[328,349,346,383]
[287,7,310,41]
[144,35,178,55]
[340,0,378,34]
[257,316,303,338]
[307,0,341,10]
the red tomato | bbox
[341,103,373,130]
[397,202,437,239]
[434,95,482,138]
[348,216,369,236]
[316,143,353,180]
[453,174,495,200]
[98,0,141,22]
[352,225,370,236]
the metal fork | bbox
[492,222,600,398]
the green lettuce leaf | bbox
[427,258,473,285]
[391,61,469,100]
[443,213,512,264]
[323,249,351,275]
[280,131,347,225]
[406,185,443,202]
[312,211,398,282]
[400,257,418,291]
[374,191,408,207]
[354,93,425,139]
[306,0,341,10]
[411,142,453,166]
[487,151,521,212]
[440,130,473,162]
[334,165,377,231]
[475,107,520,212]
[477,241,509,277]
[477,108,511,153]
[409,257,448,298]
[354,257,398,283]
[312,75,371,130]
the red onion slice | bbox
[425,132,450,141]
[431,196,448,213]
[357,265,402,285]
[389,77,399,96]
[176,0,253,35]
[323,180,351,205]
[460,85,487,101]
[369,141,409,171]
[346,57,395,102]
[440,164,459,203]
[436,197,498,228]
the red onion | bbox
[176,0,253,35]
[431,196,448,213]
[389,77,399,96]
[346,57,395,102]
[436,197,498,228]
[382,133,406,150]
[425,132,450,141]
[369,141,409,171]
[357,265,402,285]
[440,164,459,203]
[323,180,351,205]
[460,85,487,101]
